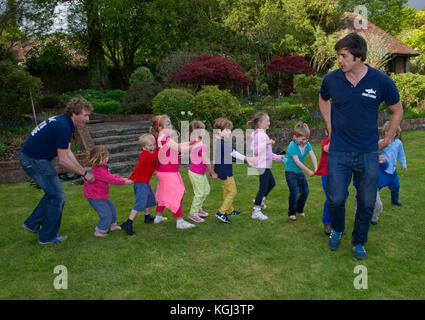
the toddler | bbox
[84,146,133,237]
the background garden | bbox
[1,0,425,150]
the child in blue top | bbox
[283,122,318,221]
[378,122,407,206]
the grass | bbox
[0,130,424,300]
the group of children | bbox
[83,112,406,238]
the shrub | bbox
[91,100,121,115]
[0,61,42,122]
[293,74,322,123]
[129,66,155,88]
[391,73,425,109]
[170,54,252,91]
[152,89,195,131]
[40,94,65,110]
[105,89,127,103]
[263,104,306,121]
[265,55,314,96]
[120,81,162,114]
[191,85,239,129]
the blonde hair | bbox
[88,146,109,167]
[247,112,268,129]
[294,122,310,138]
[382,121,402,140]
[149,114,170,137]
[139,133,156,147]
[189,120,206,141]
[214,117,233,130]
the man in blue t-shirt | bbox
[20,97,95,245]
[318,32,403,260]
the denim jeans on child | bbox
[88,199,118,233]
[20,152,66,242]
[326,151,379,246]
[321,176,331,224]
[285,171,309,216]
[254,168,276,206]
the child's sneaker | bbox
[216,211,231,223]
[176,220,195,229]
[144,214,155,224]
[188,214,205,223]
[38,235,68,245]
[198,209,209,217]
[154,216,168,224]
[120,221,135,235]
[252,210,268,220]
[391,200,402,207]
[328,230,343,251]
[229,210,242,216]
[352,245,367,260]
[299,212,305,217]
[289,215,297,221]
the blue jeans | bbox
[254,168,276,206]
[327,151,379,246]
[321,176,331,224]
[88,199,118,233]
[285,171,309,216]
[20,152,66,242]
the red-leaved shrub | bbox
[265,55,314,75]
[170,54,252,90]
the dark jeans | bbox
[285,171,309,216]
[254,168,276,205]
[327,151,379,246]
[20,152,66,242]
[321,176,331,224]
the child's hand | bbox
[378,155,386,163]
[246,156,258,166]
[211,172,218,179]
[125,179,134,185]
[267,139,275,145]
[306,169,315,177]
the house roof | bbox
[341,12,419,57]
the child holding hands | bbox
[283,122,318,221]
[121,133,159,235]
[187,120,217,223]
[248,112,284,220]
[150,114,202,229]
[84,146,133,237]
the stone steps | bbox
[86,120,150,175]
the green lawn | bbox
[0,130,424,300]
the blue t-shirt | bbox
[283,140,312,174]
[320,65,400,153]
[21,114,75,160]
[214,137,233,180]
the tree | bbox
[170,54,252,91]
[338,0,417,36]
[402,10,425,73]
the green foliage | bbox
[39,94,65,110]
[0,44,16,64]
[0,61,42,122]
[263,104,307,122]
[391,73,425,109]
[0,118,35,138]
[61,89,126,115]
[120,81,162,115]
[337,0,417,36]
[152,88,195,131]
[191,85,239,129]
[129,66,155,87]
[293,74,322,123]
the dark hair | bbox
[214,117,233,130]
[335,32,367,62]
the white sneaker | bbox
[176,220,195,229]
[154,216,168,224]
[252,210,268,220]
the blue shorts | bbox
[133,183,156,211]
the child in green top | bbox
[283,122,318,221]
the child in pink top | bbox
[248,112,284,220]
[84,146,133,237]
[187,120,217,223]
[150,114,202,229]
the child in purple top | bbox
[248,112,284,220]
[187,120,217,223]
